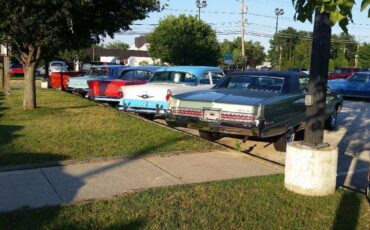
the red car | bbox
[49,71,83,89]
[87,66,161,103]
[9,63,24,77]
[328,68,361,80]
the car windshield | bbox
[51,63,64,67]
[348,74,369,82]
[151,71,197,86]
[220,75,285,92]
[87,67,112,77]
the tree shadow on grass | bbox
[332,192,362,230]
[0,136,191,229]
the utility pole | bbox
[355,42,360,68]
[240,0,247,70]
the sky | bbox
[102,0,370,51]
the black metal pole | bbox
[273,15,279,69]
[304,9,331,148]
[198,7,201,20]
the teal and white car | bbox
[67,65,126,95]
[117,66,224,116]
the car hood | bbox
[173,88,279,106]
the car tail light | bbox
[221,112,256,121]
[172,108,202,117]
[118,88,124,98]
[165,89,172,101]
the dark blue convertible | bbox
[328,72,370,99]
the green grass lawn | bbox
[0,89,218,166]
[0,175,368,229]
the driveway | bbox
[157,99,370,192]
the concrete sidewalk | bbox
[0,150,282,213]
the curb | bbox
[0,150,217,173]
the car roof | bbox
[123,66,163,72]
[91,65,126,69]
[227,70,308,78]
[352,71,370,75]
[155,66,223,77]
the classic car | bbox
[9,63,40,77]
[49,71,83,89]
[48,61,68,74]
[87,66,161,103]
[328,72,370,99]
[328,68,361,80]
[67,65,126,95]
[166,71,343,152]
[117,66,224,116]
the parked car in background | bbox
[118,66,224,116]
[9,63,40,77]
[49,61,68,74]
[37,66,46,76]
[87,66,161,103]
[287,68,309,74]
[328,72,370,99]
[49,71,83,89]
[9,63,24,77]
[328,68,361,80]
[67,65,126,95]
[166,71,343,152]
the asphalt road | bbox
[156,99,370,193]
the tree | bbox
[292,0,370,147]
[292,40,311,69]
[104,41,129,50]
[0,0,161,109]
[148,15,220,66]
[220,38,265,69]
[358,43,370,67]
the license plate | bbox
[203,110,220,121]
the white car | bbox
[118,66,224,116]
[49,61,68,74]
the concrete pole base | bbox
[284,142,338,196]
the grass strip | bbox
[0,175,368,229]
[0,89,218,166]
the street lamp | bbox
[196,0,207,20]
[273,8,284,69]
[274,8,284,34]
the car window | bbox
[88,67,110,77]
[137,70,150,80]
[211,71,224,84]
[348,74,369,82]
[220,75,284,92]
[120,70,136,80]
[151,71,197,86]
[299,76,309,92]
[51,63,64,67]
[200,72,211,85]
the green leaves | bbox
[292,0,369,33]
[361,0,370,16]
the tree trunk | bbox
[3,56,10,95]
[23,62,37,109]
[22,45,42,110]
[303,9,331,148]
[0,56,3,89]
